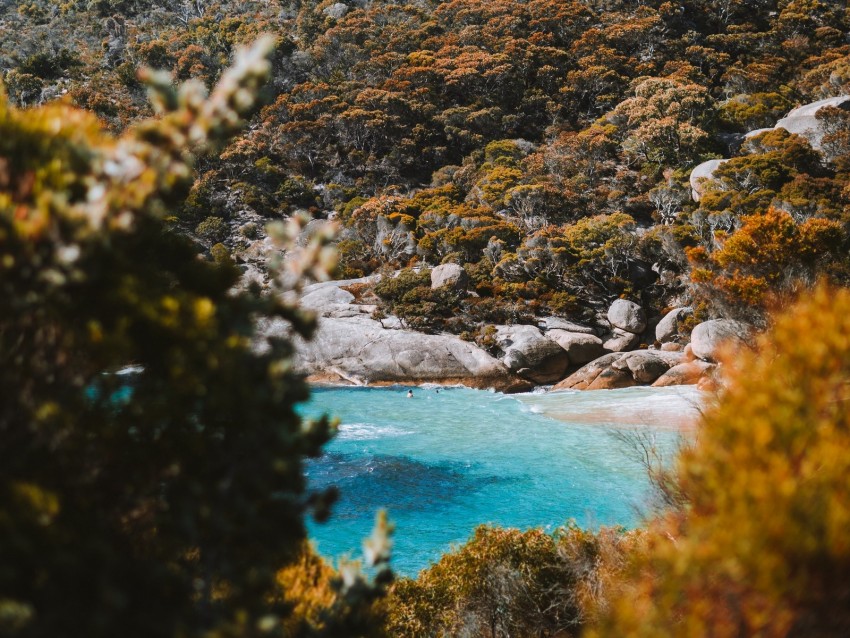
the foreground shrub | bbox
[384,524,639,638]
[590,284,850,637]
[0,39,345,638]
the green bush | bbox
[195,215,229,244]
[373,268,431,303]
[384,524,638,637]
[210,242,232,264]
[239,221,260,239]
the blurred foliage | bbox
[278,511,394,638]
[0,38,352,638]
[589,284,850,636]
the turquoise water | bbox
[300,385,702,577]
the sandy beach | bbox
[517,385,710,431]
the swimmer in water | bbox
[407,389,413,398]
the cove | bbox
[300,385,703,577]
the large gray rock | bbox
[494,325,570,384]
[691,97,850,203]
[302,275,376,294]
[743,96,850,152]
[546,330,605,365]
[773,95,850,151]
[660,342,684,352]
[690,319,755,363]
[430,263,469,291]
[655,307,691,343]
[553,349,686,391]
[586,366,636,390]
[300,285,355,310]
[283,278,527,390]
[607,299,646,334]
[293,313,514,387]
[690,158,728,201]
[743,127,773,142]
[614,350,684,384]
[322,2,349,18]
[603,328,640,353]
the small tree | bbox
[610,77,713,171]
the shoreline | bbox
[306,378,710,431]
[305,371,535,393]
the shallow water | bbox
[300,385,703,577]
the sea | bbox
[299,384,704,577]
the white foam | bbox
[336,422,413,441]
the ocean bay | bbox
[301,385,704,576]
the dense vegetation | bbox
[3,0,848,330]
[590,284,850,636]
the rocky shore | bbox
[291,275,756,393]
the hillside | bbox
[3,0,848,341]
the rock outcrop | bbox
[300,284,356,309]
[603,328,640,353]
[322,2,349,19]
[607,299,646,333]
[546,330,605,365]
[652,360,717,387]
[690,319,755,363]
[538,317,596,334]
[690,158,728,201]
[553,353,625,390]
[655,307,691,343]
[290,280,526,390]
[618,350,683,383]
[430,263,469,291]
[494,325,570,384]
[290,278,736,392]
[553,349,683,390]
[766,95,850,151]
[692,96,849,201]
[293,311,522,389]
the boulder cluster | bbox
[289,276,756,392]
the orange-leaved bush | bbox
[688,207,845,319]
[588,284,850,637]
